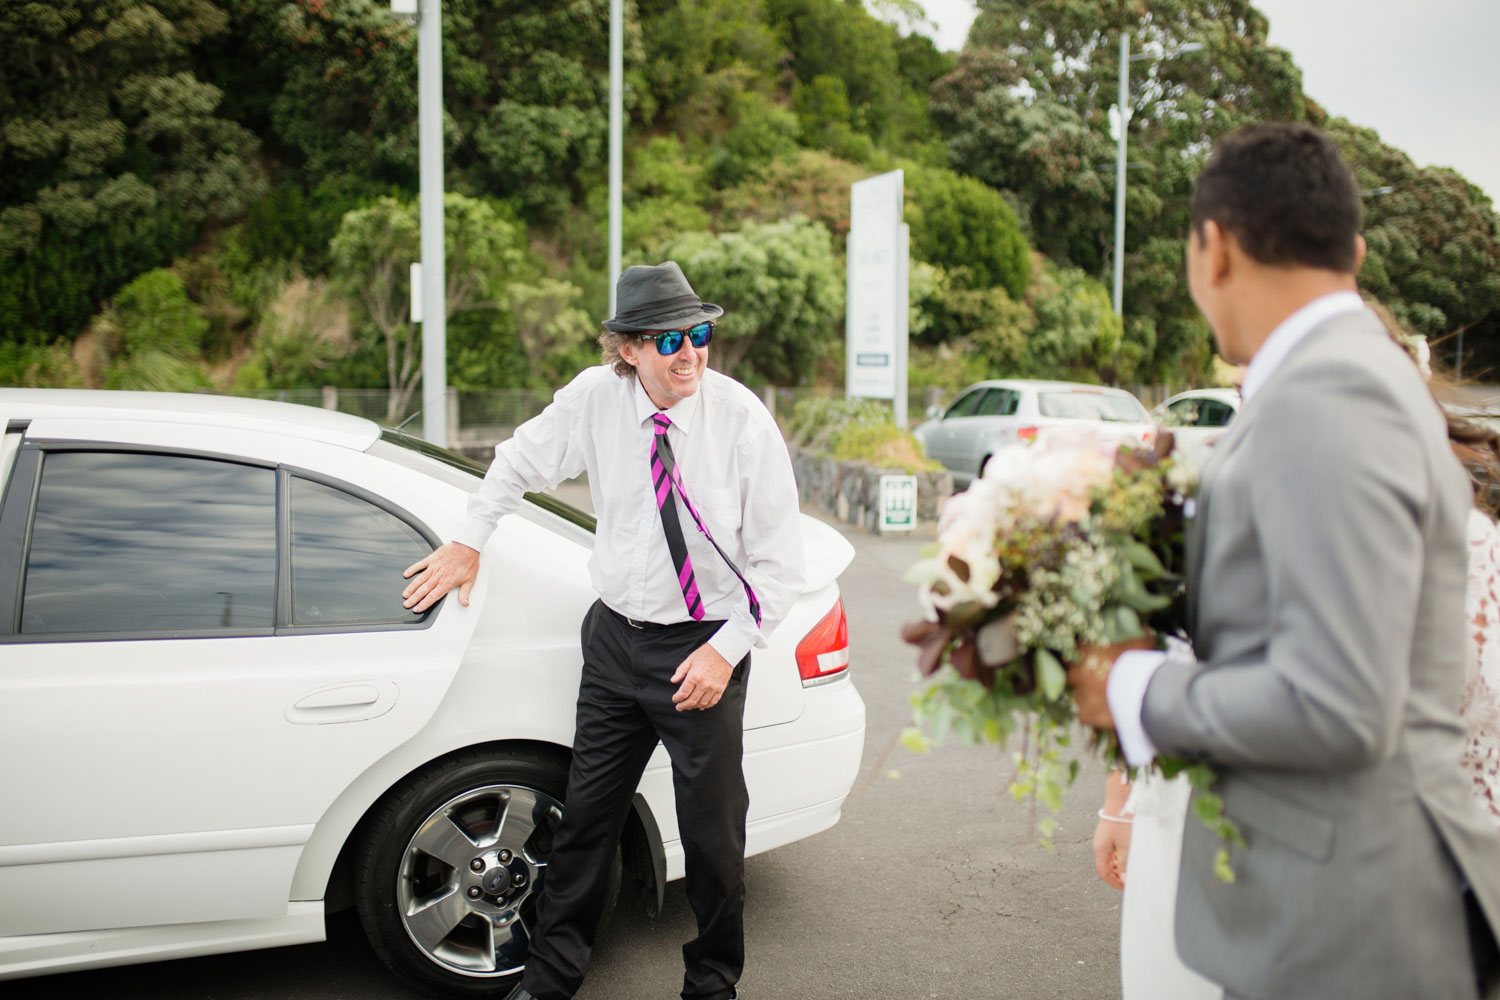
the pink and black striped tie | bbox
[650,412,761,625]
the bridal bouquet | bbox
[902,426,1244,879]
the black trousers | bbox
[521,600,750,1000]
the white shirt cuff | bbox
[453,518,495,555]
[708,619,756,668]
[1108,649,1167,766]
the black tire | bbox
[355,747,607,998]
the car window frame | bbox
[0,440,441,644]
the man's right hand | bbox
[403,541,481,613]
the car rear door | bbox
[0,418,482,935]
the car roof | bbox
[1161,387,1240,405]
[959,378,1139,396]
[0,388,381,452]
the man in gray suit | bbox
[1070,122,1500,999]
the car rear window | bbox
[1038,391,1146,423]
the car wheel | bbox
[978,453,994,479]
[355,748,593,997]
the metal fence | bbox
[247,382,1183,450]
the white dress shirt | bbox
[455,364,805,667]
[1108,290,1367,765]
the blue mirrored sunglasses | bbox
[640,321,714,356]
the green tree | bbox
[329,193,527,421]
[1,0,264,341]
[1327,118,1500,374]
[931,0,1311,382]
[904,163,1031,298]
[649,216,843,385]
[1020,263,1122,381]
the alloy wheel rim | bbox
[396,782,564,977]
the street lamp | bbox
[1111,35,1204,321]
[391,0,447,445]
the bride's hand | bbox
[1093,769,1133,890]
[1093,811,1132,890]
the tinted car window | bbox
[290,476,431,626]
[975,389,1011,416]
[944,389,987,419]
[1197,399,1235,427]
[22,451,276,634]
[1038,391,1147,422]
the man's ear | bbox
[618,336,640,369]
[1202,219,1234,287]
[1352,233,1368,274]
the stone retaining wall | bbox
[789,446,952,533]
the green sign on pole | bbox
[879,474,917,532]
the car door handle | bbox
[286,681,399,725]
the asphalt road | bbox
[15,490,1124,1000]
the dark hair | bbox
[1191,122,1363,273]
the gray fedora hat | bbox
[601,261,724,333]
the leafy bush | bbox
[0,340,83,388]
[784,395,938,473]
[95,269,211,392]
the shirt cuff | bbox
[453,518,495,555]
[708,619,756,668]
[1108,649,1167,766]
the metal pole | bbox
[608,0,622,316]
[418,0,447,446]
[1112,31,1129,318]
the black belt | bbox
[603,603,721,632]
[604,604,675,631]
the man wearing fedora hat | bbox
[402,261,805,1000]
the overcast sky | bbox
[914,0,1500,201]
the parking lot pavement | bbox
[8,491,1124,1000]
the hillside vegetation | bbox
[3,0,1496,401]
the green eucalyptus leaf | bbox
[1036,648,1067,701]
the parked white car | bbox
[1152,387,1240,470]
[0,390,864,995]
[913,379,1155,488]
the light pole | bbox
[608,0,622,316]
[1111,35,1204,319]
[391,0,448,445]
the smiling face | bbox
[619,329,709,409]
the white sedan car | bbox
[913,379,1155,488]
[1151,387,1240,470]
[0,390,864,995]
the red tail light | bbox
[796,597,850,687]
[1017,426,1038,441]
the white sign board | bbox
[879,474,918,532]
[846,170,908,425]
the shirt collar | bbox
[1239,291,1365,403]
[632,375,702,435]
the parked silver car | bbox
[913,379,1155,488]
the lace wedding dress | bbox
[1461,507,1500,826]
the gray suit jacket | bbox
[1142,308,1500,999]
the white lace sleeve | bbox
[1460,507,1500,829]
